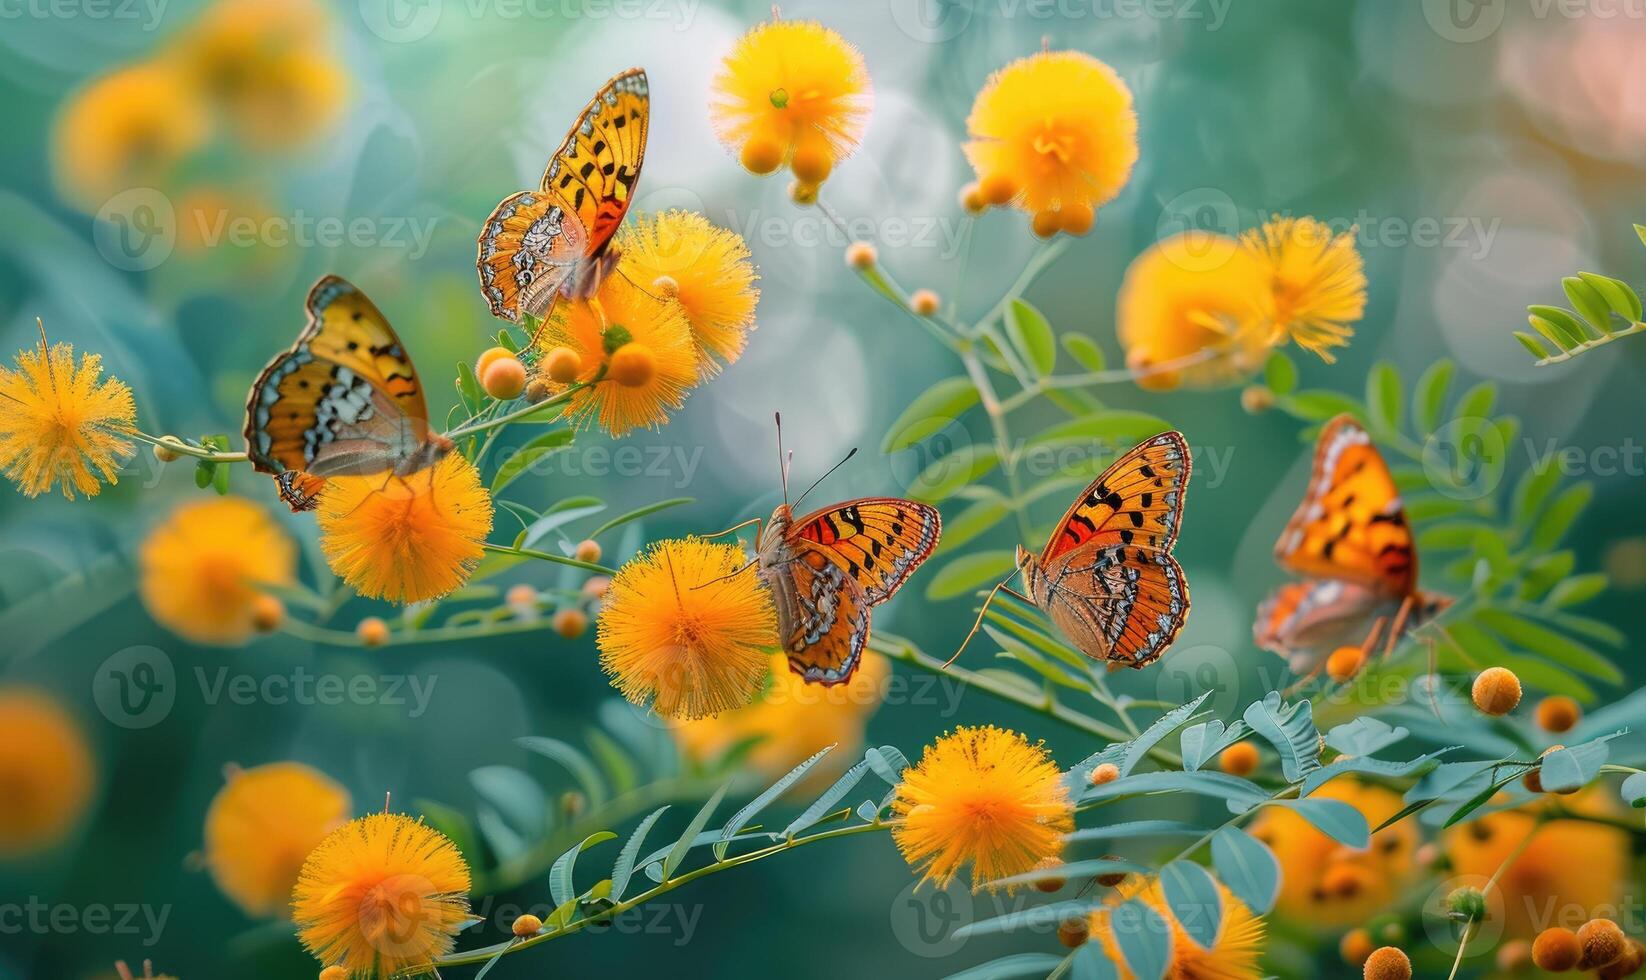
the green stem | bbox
[997,349,1224,412]
[482,542,617,575]
[1534,320,1646,366]
[132,431,249,463]
[445,375,600,440]
[973,237,1071,338]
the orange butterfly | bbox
[243,276,451,511]
[477,67,648,325]
[1255,415,1450,674]
[737,416,941,686]
[954,431,1192,668]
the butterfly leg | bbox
[1382,595,1416,660]
[700,517,763,544]
[691,555,759,590]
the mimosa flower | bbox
[139,496,298,646]
[1242,216,1367,363]
[671,651,888,785]
[891,726,1073,891]
[711,19,871,184]
[597,537,776,720]
[203,762,351,918]
[531,277,698,437]
[964,51,1138,234]
[0,688,95,857]
[1088,876,1267,979]
[292,812,471,978]
[51,62,208,209]
[618,211,759,375]
[1116,231,1272,390]
[317,454,493,605]
[0,336,137,500]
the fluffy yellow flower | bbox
[1115,232,1272,390]
[51,62,209,209]
[0,336,136,500]
[597,537,776,720]
[1242,216,1368,363]
[0,688,96,857]
[203,762,351,918]
[671,651,889,785]
[139,496,298,645]
[1248,779,1420,928]
[891,726,1073,891]
[711,19,871,185]
[292,812,471,978]
[532,277,699,437]
[1088,876,1267,980]
[317,454,493,605]
[1444,792,1628,938]
[618,211,759,375]
[964,51,1138,233]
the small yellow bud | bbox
[1031,209,1060,239]
[790,143,832,184]
[1088,762,1120,786]
[356,617,390,648]
[1241,385,1275,414]
[910,289,941,317]
[250,594,285,633]
[609,343,657,388]
[979,173,1017,206]
[1058,202,1095,236]
[1219,742,1260,776]
[553,608,588,639]
[740,135,784,175]
[789,179,819,206]
[1472,667,1522,716]
[959,182,986,215]
[574,539,602,564]
[1326,645,1365,683]
[512,913,543,937]
[481,356,527,400]
[475,345,513,380]
[153,437,185,463]
[845,241,878,270]
[543,345,582,384]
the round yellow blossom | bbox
[474,346,513,381]
[1242,216,1367,364]
[608,343,658,388]
[1363,946,1412,980]
[356,617,390,648]
[964,51,1138,220]
[1219,741,1260,776]
[317,454,493,605]
[1088,876,1267,979]
[1249,779,1420,928]
[617,211,759,375]
[480,356,526,400]
[1088,762,1120,786]
[1341,928,1376,966]
[250,593,285,633]
[891,726,1073,891]
[1581,918,1628,970]
[1537,695,1581,733]
[1326,645,1366,683]
[542,345,582,384]
[0,688,95,857]
[51,62,209,210]
[140,496,298,645]
[909,289,941,317]
[1534,926,1583,970]
[203,762,350,918]
[597,537,776,720]
[574,539,602,564]
[0,336,137,500]
[511,913,542,937]
[1472,666,1522,716]
[712,20,871,183]
[292,812,471,978]
[845,241,877,270]
[532,278,698,437]
[1116,231,1271,390]
[553,608,588,639]
[671,651,889,786]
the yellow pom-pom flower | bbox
[0,688,95,857]
[140,496,298,646]
[1242,216,1368,363]
[597,537,776,720]
[51,62,209,210]
[1116,231,1271,390]
[203,762,351,919]
[532,277,698,437]
[891,726,1073,891]
[317,454,493,605]
[712,19,871,184]
[292,812,471,978]
[964,51,1138,227]
[0,335,137,500]
[1088,876,1267,979]
[617,211,759,375]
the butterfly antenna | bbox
[793,447,858,511]
[773,412,790,506]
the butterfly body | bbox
[756,497,941,686]
[244,276,449,511]
[1256,415,1449,673]
[478,68,648,324]
[1014,431,1192,668]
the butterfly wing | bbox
[244,276,436,492]
[273,469,327,512]
[1274,415,1416,598]
[788,498,942,604]
[1040,431,1191,563]
[764,548,874,687]
[1254,579,1392,675]
[476,68,648,323]
[1031,543,1189,668]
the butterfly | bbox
[1254,414,1450,675]
[477,67,649,326]
[739,416,941,686]
[243,275,452,512]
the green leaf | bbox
[1531,482,1593,550]
[1472,609,1622,684]
[1210,827,1279,914]
[1119,691,1212,777]
[1242,693,1321,782]
[1070,944,1120,980]
[1283,390,1362,423]
[1514,332,1551,359]
[490,428,575,494]
[1179,720,1249,772]
[549,831,617,907]
[908,444,1000,503]
[954,904,1103,940]
[1064,821,1206,844]
[518,736,610,809]
[926,550,1018,601]
[716,745,834,860]
[586,497,694,539]
[1025,411,1174,451]
[1006,299,1057,376]
[1160,861,1222,950]
[936,497,1012,554]
[1263,351,1297,395]
[1538,736,1617,793]
[1528,314,1578,352]
[1366,361,1402,435]
[194,459,214,490]
[1063,333,1107,372]
[865,745,910,786]
[1547,574,1607,608]
[468,766,546,836]
[1271,798,1369,847]
[1454,381,1497,426]
[1564,276,1616,334]
[662,782,729,880]
[783,760,869,838]
[992,858,1148,890]
[1621,772,1646,808]
[881,377,979,454]
[1578,271,1643,322]
[1528,305,1594,345]
[521,497,607,549]
[945,954,1068,979]
[1301,750,1455,797]
[1081,770,1269,812]
[1413,360,1454,435]
[1511,458,1563,532]
[457,360,484,413]
[610,806,668,900]
[1111,900,1172,980]
[1323,717,1408,757]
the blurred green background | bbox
[3,0,1645,976]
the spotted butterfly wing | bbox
[477,67,649,324]
[758,498,941,686]
[243,275,451,511]
[1019,431,1191,667]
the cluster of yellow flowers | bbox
[52,0,347,210]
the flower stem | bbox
[481,541,618,575]
[444,374,601,440]
[131,431,249,463]
[1533,320,1646,366]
